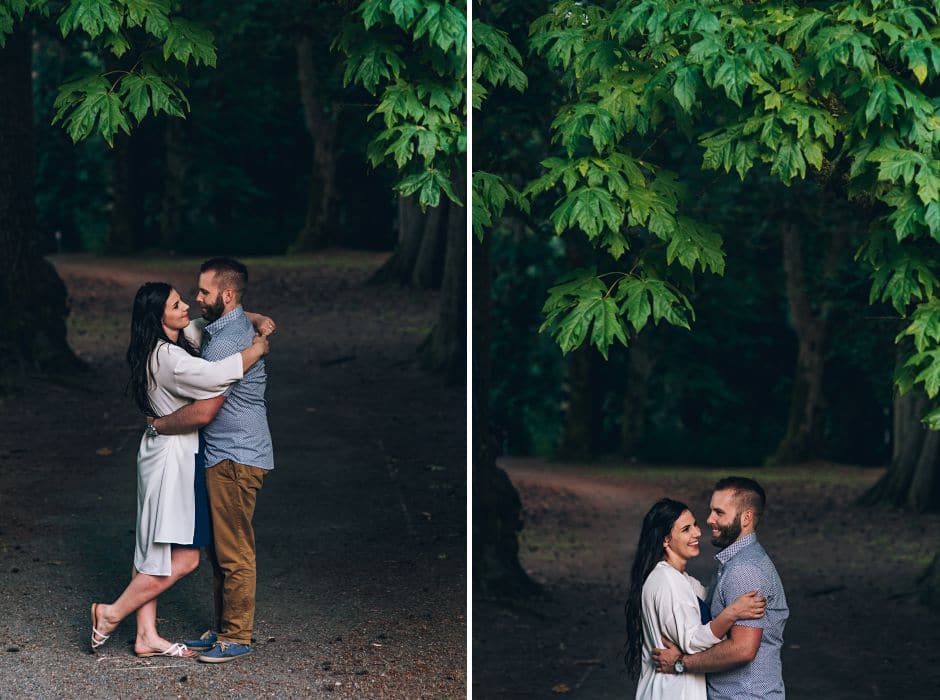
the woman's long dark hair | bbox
[126,282,198,416]
[623,498,690,679]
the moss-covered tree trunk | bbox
[0,26,79,374]
[472,232,539,597]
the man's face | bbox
[196,271,225,323]
[706,489,743,549]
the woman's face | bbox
[665,509,701,561]
[161,288,190,333]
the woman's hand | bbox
[252,333,271,356]
[247,312,276,336]
[728,590,766,620]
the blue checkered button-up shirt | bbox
[707,533,788,699]
[201,306,274,470]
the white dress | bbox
[134,339,243,575]
[635,561,723,700]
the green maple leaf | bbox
[414,1,466,54]
[163,18,216,67]
[666,217,725,274]
[899,300,940,353]
[58,0,122,39]
[672,66,699,113]
[389,0,423,27]
[123,0,171,38]
[909,351,940,399]
[588,296,629,359]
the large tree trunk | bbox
[770,221,846,464]
[370,195,443,286]
[410,202,446,289]
[859,389,940,511]
[0,26,79,373]
[419,180,465,381]
[159,118,189,251]
[472,231,539,597]
[291,34,339,252]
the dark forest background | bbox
[31,1,397,257]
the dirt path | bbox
[0,253,465,698]
[473,458,940,699]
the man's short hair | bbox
[715,476,766,525]
[201,258,248,301]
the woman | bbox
[89,282,271,657]
[625,498,766,699]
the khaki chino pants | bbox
[206,459,267,645]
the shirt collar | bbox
[204,305,244,336]
[715,532,757,565]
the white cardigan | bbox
[636,561,723,700]
[133,339,242,575]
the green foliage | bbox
[337,0,466,208]
[2,0,216,146]
[498,0,940,413]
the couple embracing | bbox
[626,477,789,699]
[90,258,274,662]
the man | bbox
[652,476,789,698]
[150,258,275,663]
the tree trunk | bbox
[859,389,940,511]
[108,131,145,254]
[472,231,539,597]
[920,553,940,609]
[370,196,439,286]
[159,117,189,251]
[418,179,465,381]
[411,201,446,289]
[621,330,654,456]
[770,221,846,464]
[559,344,603,459]
[0,25,79,373]
[291,34,339,252]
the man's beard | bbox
[202,295,225,323]
[711,514,742,549]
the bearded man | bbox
[652,476,789,699]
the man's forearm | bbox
[683,631,759,674]
[152,398,223,434]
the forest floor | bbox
[0,253,465,699]
[473,458,940,699]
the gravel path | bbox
[0,254,466,699]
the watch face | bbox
[675,660,685,674]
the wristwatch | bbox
[145,423,159,438]
[674,655,686,674]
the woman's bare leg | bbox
[93,548,200,652]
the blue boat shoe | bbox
[198,641,252,663]
[182,630,217,652]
